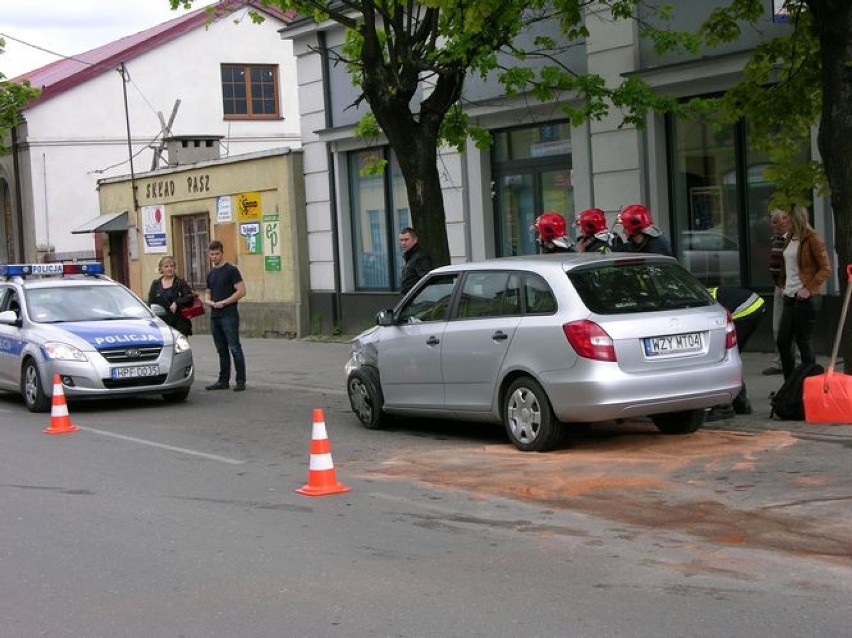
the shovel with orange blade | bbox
[804,264,852,424]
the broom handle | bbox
[827,264,852,374]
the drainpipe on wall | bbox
[11,126,25,260]
[318,30,343,329]
[42,153,50,253]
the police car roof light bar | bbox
[0,262,105,279]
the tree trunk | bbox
[392,135,451,267]
[809,0,852,372]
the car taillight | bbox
[563,320,617,362]
[725,310,738,350]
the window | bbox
[398,274,458,323]
[0,288,19,315]
[492,122,573,257]
[523,273,557,314]
[667,111,809,289]
[221,64,280,119]
[349,149,411,290]
[175,214,209,289]
[569,263,712,315]
[458,272,522,319]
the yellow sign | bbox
[236,192,261,223]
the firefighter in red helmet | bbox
[531,212,574,254]
[614,203,673,256]
[575,208,624,253]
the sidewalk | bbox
[188,334,352,396]
[188,334,847,433]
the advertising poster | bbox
[237,191,262,254]
[141,205,167,253]
[216,195,232,222]
[263,214,281,271]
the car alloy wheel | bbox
[22,359,50,413]
[503,376,562,452]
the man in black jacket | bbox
[398,227,433,295]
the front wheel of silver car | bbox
[347,367,385,430]
[503,377,562,452]
[651,409,705,434]
[22,359,50,413]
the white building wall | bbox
[292,31,336,292]
[18,12,300,255]
[584,6,648,225]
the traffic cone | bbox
[44,374,79,435]
[296,408,351,496]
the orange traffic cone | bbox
[296,408,351,496]
[44,374,79,435]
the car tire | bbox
[22,358,50,413]
[503,376,562,452]
[163,389,190,403]
[651,409,705,434]
[347,367,385,429]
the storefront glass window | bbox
[669,113,810,289]
[349,149,411,290]
[493,122,573,256]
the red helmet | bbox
[532,212,567,242]
[617,204,654,236]
[577,208,607,235]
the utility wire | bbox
[3,31,179,174]
[2,31,164,121]
[0,31,94,68]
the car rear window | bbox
[568,262,714,315]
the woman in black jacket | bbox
[147,255,195,336]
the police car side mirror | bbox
[0,310,21,326]
[150,303,167,318]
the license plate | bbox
[111,365,160,379]
[644,332,703,357]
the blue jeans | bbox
[210,313,246,385]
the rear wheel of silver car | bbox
[163,389,190,404]
[22,359,50,413]
[651,409,705,434]
[347,367,385,429]
[503,377,562,452]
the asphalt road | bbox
[0,337,849,637]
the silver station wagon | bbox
[346,253,742,451]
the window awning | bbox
[71,210,128,234]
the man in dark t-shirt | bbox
[204,240,247,391]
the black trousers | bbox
[777,295,821,381]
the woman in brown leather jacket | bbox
[775,205,831,381]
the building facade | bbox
[97,146,309,338]
[0,0,299,271]
[282,1,838,350]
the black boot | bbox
[732,384,752,415]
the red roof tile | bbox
[12,0,295,108]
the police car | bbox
[0,263,194,412]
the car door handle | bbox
[491,331,508,341]
[426,336,440,346]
